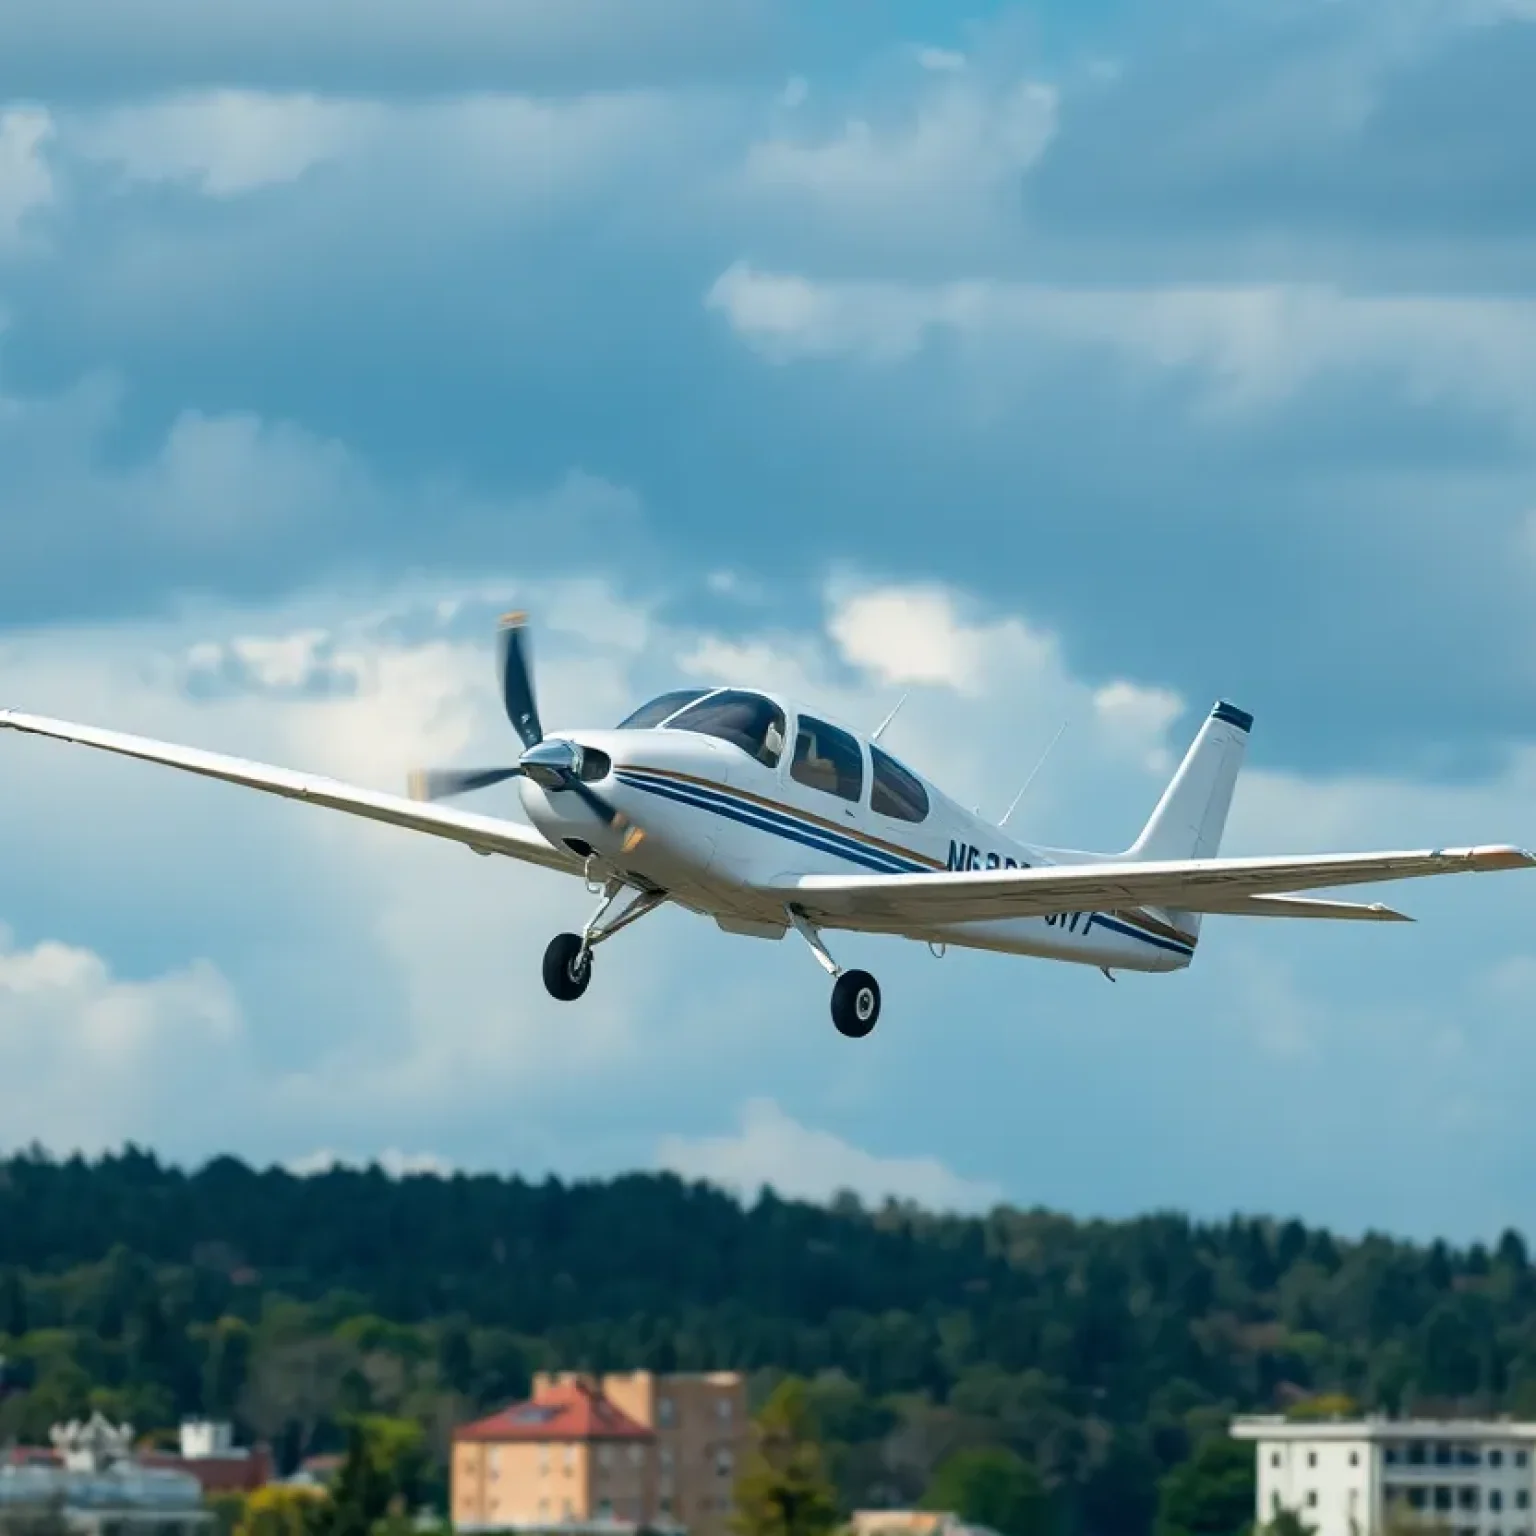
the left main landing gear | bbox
[541,878,668,1002]
[786,906,882,1038]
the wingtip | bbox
[1469,845,1536,871]
[1211,700,1254,734]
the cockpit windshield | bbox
[615,690,710,730]
[665,690,787,768]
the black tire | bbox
[831,969,880,1038]
[542,932,592,1002]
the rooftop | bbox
[456,1379,653,1445]
[1232,1416,1536,1442]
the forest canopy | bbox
[1,1146,1528,1536]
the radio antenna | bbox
[999,719,1068,827]
[870,693,908,743]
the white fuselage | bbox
[517,715,1195,974]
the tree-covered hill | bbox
[1,1146,1531,1536]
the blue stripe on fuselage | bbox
[615,768,1194,960]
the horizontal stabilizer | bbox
[766,844,1534,931]
[1196,894,1412,921]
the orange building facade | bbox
[452,1371,747,1536]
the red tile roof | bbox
[455,1379,653,1444]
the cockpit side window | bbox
[616,690,710,730]
[791,716,864,802]
[871,745,930,823]
[665,690,787,768]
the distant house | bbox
[0,1410,214,1536]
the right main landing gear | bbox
[786,906,882,1038]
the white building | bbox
[1232,1417,1536,1536]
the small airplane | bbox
[1,611,1532,1038]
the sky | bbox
[1,0,1535,1244]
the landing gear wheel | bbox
[542,932,592,1002]
[831,969,880,1038]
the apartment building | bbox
[591,1372,747,1536]
[452,1370,747,1536]
[1232,1416,1536,1536]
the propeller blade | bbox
[561,775,646,853]
[407,765,524,803]
[497,611,543,750]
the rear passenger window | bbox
[871,746,929,823]
[791,717,863,802]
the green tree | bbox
[316,1424,391,1536]
[1260,1511,1316,1536]
[732,1378,841,1536]
[1155,1437,1255,1536]
[921,1447,1051,1536]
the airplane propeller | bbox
[406,611,644,851]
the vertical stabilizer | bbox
[1127,701,1251,864]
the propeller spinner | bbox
[406,611,643,851]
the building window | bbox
[1436,1444,1454,1467]
[1459,1447,1481,1466]
[1271,1496,1282,1515]
[630,1445,643,1467]
[1387,1447,1401,1465]
[565,1445,576,1471]
[1271,1453,1282,1469]
[1409,1490,1427,1511]
[1492,1451,1506,1468]
[1350,1452,1359,1467]
[600,1446,613,1470]
[1409,1444,1428,1466]
[1519,1452,1530,1469]
[1493,1493,1505,1512]
[1306,1493,1318,1509]
[540,1447,550,1475]
[1458,1489,1479,1511]
[1308,1453,1317,1469]
[717,1451,734,1478]
[658,1398,676,1428]
[1436,1488,1454,1512]
[717,1396,735,1422]
[661,1448,674,1470]
[1517,1492,1530,1511]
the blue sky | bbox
[1,0,1535,1243]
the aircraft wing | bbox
[0,709,583,874]
[767,845,1533,929]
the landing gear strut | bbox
[786,906,882,1038]
[541,879,667,1002]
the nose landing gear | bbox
[541,879,667,1002]
[786,906,882,1038]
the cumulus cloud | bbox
[707,267,1536,430]
[0,926,242,1155]
[71,92,382,196]
[0,107,55,250]
[739,75,1057,236]
[656,1099,1004,1212]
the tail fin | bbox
[1127,700,1251,864]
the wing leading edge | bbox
[0,709,583,874]
[767,845,1534,929]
